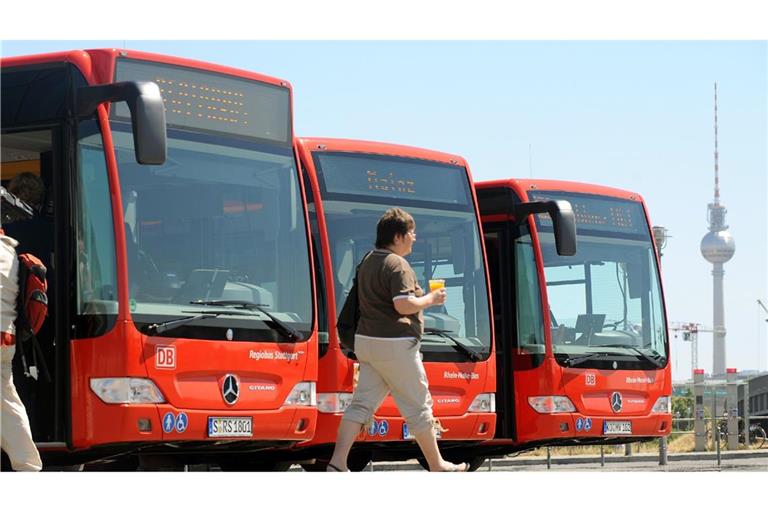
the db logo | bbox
[585,373,596,386]
[156,345,176,369]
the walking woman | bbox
[327,207,467,472]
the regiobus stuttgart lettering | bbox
[248,350,304,361]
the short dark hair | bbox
[375,208,415,249]
[8,172,45,210]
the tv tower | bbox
[700,82,736,376]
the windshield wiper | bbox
[563,351,618,366]
[598,344,666,368]
[148,313,221,335]
[423,328,481,362]
[190,300,301,341]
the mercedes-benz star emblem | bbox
[610,391,623,413]
[222,374,240,405]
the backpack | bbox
[336,251,372,354]
[15,253,50,381]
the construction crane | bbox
[758,299,768,322]
[669,321,714,375]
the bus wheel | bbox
[348,453,372,472]
[457,456,487,472]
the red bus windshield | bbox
[98,124,313,342]
[530,190,668,370]
[311,151,492,362]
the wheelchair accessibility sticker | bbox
[175,412,189,433]
[378,420,389,436]
[584,418,593,431]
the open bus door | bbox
[477,182,575,444]
[1,56,166,463]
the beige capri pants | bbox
[1,345,43,471]
[342,334,436,436]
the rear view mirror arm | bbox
[513,200,577,256]
[77,81,167,165]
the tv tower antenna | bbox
[700,82,736,376]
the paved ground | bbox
[301,449,768,472]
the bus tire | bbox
[347,453,372,472]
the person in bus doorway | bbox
[0,185,43,472]
[4,172,52,437]
[327,207,468,472]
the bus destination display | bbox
[314,152,471,206]
[113,59,291,144]
[529,190,646,235]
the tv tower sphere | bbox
[700,230,735,264]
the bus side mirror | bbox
[514,200,577,256]
[77,81,167,165]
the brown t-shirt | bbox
[356,249,424,340]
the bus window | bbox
[76,121,118,320]
[303,171,329,355]
[110,128,313,341]
[513,234,545,356]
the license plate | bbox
[207,417,253,438]
[603,420,632,435]
[403,423,442,440]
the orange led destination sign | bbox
[529,190,646,235]
[113,59,291,144]
[314,152,472,207]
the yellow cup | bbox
[429,279,445,292]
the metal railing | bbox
[503,415,768,470]
[671,415,767,447]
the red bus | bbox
[477,179,672,453]
[1,49,318,470]
[293,138,496,471]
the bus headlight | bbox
[283,381,316,406]
[317,392,354,413]
[90,378,165,404]
[652,396,672,414]
[528,396,576,413]
[468,393,495,413]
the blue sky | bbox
[2,40,766,382]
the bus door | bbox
[478,182,576,446]
[1,62,95,451]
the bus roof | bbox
[296,137,467,168]
[1,48,292,91]
[476,178,644,204]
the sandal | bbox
[444,462,469,472]
[326,462,349,472]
